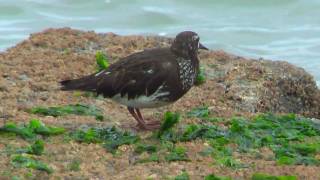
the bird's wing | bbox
[95,49,176,99]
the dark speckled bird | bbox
[60,31,208,130]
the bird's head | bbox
[171,31,208,58]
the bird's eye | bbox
[192,35,199,41]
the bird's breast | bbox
[177,58,197,91]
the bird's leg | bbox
[135,108,161,126]
[127,107,146,128]
[127,107,160,130]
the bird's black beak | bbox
[199,43,209,50]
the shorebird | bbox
[60,31,208,130]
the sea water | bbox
[0,0,319,86]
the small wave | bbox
[36,11,97,21]
[25,0,61,4]
[158,32,167,36]
[213,26,277,33]
[142,6,175,14]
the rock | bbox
[0,81,8,92]
[18,74,30,81]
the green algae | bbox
[95,51,109,71]
[28,104,104,121]
[251,173,297,180]
[186,106,210,118]
[174,171,190,180]
[153,111,320,167]
[204,174,233,180]
[165,146,189,162]
[134,143,157,154]
[71,126,139,153]
[158,111,180,138]
[11,155,53,174]
[16,140,45,156]
[195,66,206,86]
[0,119,65,140]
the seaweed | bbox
[165,146,189,162]
[28,119,65,135]
[17,140,45,156]
[71,126,139,153]
[67,159,81,171]
[204,174,233,180]
[174,171,190,180]
[28,104,104,121]
[95,51,110,71]
[251,173,297,180]
[186,106,209,118]
[154,111,320,167]
[0,119,65,140]
[272,143,320,165]
[71,128,101,143]
[136,153,159,164]
[228,114,320,165]
[195,66,206,86]
[158,112,180,138]
[134,143,157,154]
[0,122,34,139]
[29,140,44,155]
[11,155,53,174]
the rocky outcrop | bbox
[0,28,319,121]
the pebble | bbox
[18,74,30,81]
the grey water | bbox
[0,0,319,86]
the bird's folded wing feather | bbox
[95,59,170,99]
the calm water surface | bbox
[0,0,319,86]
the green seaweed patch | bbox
[186,106,209,118]
[251,173,297,180]
[17,140,44,156]
[71,126,139,153]
[96,51,110,71]
[204,174,233,180]
[186,106,224,123]
[136,153,159,164]
[67,159,81,171]
[229,114,320,165]
[28,104,104,121]
[195,66,206,86]
[272,142,320,165]
[159,123,226,143]
[134,143,157,154]
[11,154,53,174]
[158,112,180,138]
[0,119,65,140]
[165,146,189,162]
[174,170,190,180]
[154,112,320,167]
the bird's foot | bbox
[134,122,161,131]
[145,119,161,126]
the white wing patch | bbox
[111,85,170,108]
[95,70,111,77]
[146,69,154,74]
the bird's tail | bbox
[60,75,97,91]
